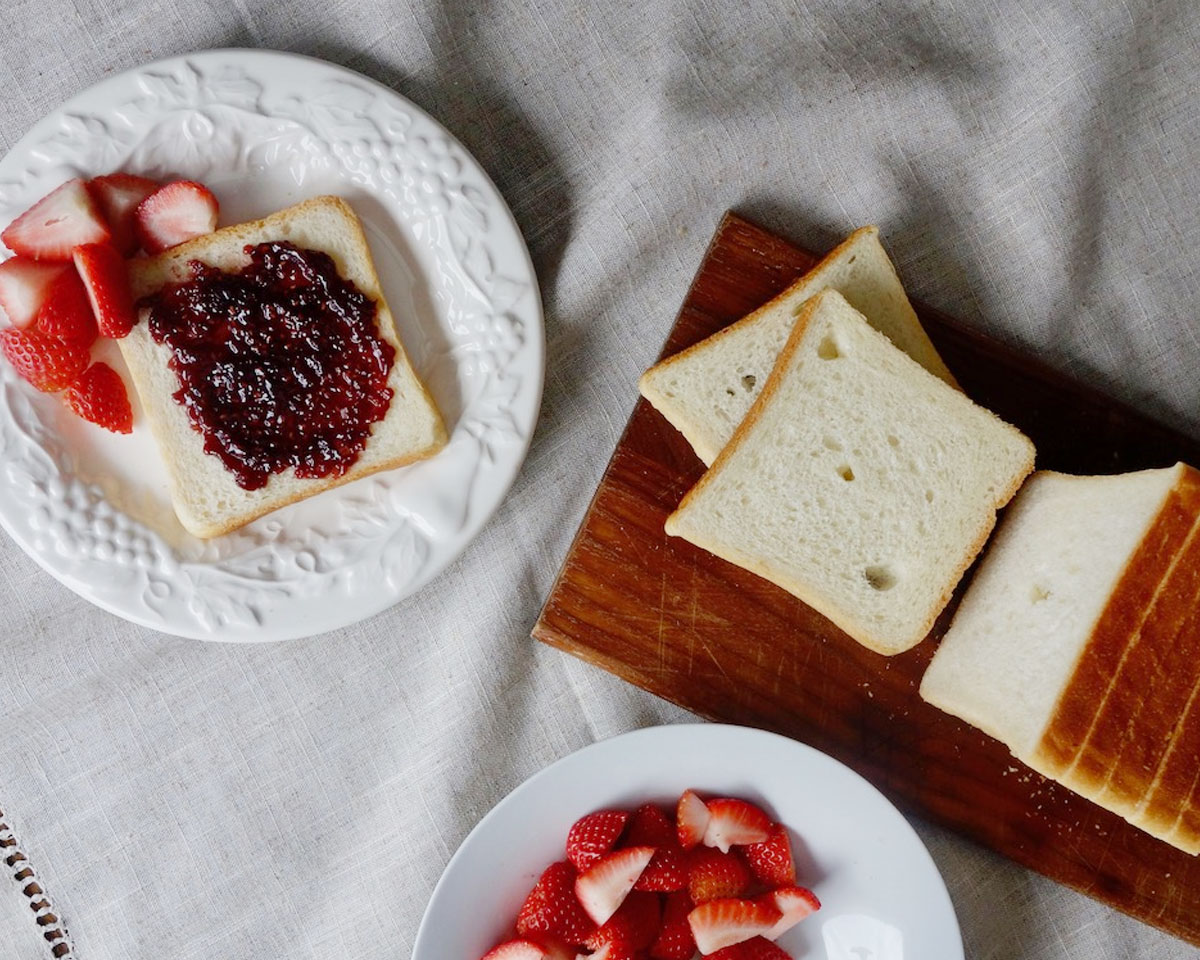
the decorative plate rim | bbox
[0,48,545,641]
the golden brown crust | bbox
[1031,468,1200,780]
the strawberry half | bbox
[703,799,772,853]
[584,890,660,953]
[134,180,218,253]
[480,938,571,960]
[88,173,159,255]
[1,179,111,260]
[0,326,89,392]
[759,886,820,940]
[574,846,655,926]
[34,267,98,348]
[743,824,795,888]
[64,362,133,434]
[72,242,135,338]
[0,257,69,327]
[649,890,696,960]
[705,936,792,960]
[677,790,710,850]
[686,846,750,904]
[626,805,687,892]
[515,861,596,946]
[567,810,629,873]
[688,898,782,955]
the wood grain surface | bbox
[532,211,1200,945]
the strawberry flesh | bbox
[686,846,751,904]
[567,810,629,873]
[64,362,133,434]
[649,890,696,960]
[34,267,98,348]
[134,180,218,253]
[72,242,135,338]
[743,824,796,888]
[705,936,793,960]
[480,939,554,960]
[0,257,68,327]
[88,173,159,255]
[703,799,772,853]
[687,898,782,955]
[574,846,655,926]
[759,886,820,940]
[677,789,710,850]
[584,890,660,953]
[1,179,111,260]
[516,861,596,946]
[1,326,89,392]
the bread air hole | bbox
[1031,585,1051,604]
[887,434,900,448]
[742,374,756,391]
[817,335,841,360]
[864,565,897,591]
[925,489,934,503]
[837,464,854,481]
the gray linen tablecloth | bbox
[2,0,1199,957]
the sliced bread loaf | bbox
[920,465,1193,761]
[639,226,957,466]
[664,289,1033,656]
[122,196,447,539]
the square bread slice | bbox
[122,196,447,539]
[639,225,957,466]
[665,289,1034,656]
[920,465,1195,763]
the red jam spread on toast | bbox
[141,241,395,491]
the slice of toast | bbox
[121,196,447,539]
[665,289,1033,656]
[639,226,957,466]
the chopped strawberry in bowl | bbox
[411,725,962,960]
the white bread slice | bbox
[665,289,1033,656]
[920,466,1192,761]
[1063,499,1200,813]
[122,196,447,539]
[639,226,957,466]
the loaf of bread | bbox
[122,196,447,539]
[639,225,957,466]
[665,289,1034,656]
[920,463,1200,852]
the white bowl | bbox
[412,723,962,960]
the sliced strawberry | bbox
[702,799,771,853]
[134,180,218,253]
[1,179,111,260]
[688,898,781,955]
[677,790,710,850]
[759,886,820,940]
[567,810,629,873]
[34,267,97,348]
[626,804,676,847]
[64,362,133,434]
[87,173,159,255]
[0,326,89,392]
[480,939,556,960]
[72,242,135,338]
[649,890,695,960]
[576,940,636,960]
[516,861,596,947]
[0,257,68,327]
[574,846,655,926]
[743,824,795,888]
[705,936,792,960]
[584,891,660,953]
[686,847,751,904]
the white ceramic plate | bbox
[0,49,543,641]
[413,724,962,960]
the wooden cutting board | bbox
[533,212,1200,945]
